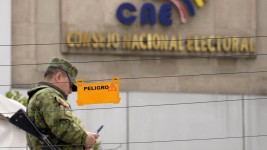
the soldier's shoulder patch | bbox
[54,97,71,110]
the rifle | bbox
[9,109,60,150]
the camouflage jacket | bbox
[27,82,87,150]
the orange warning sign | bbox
[76,77,120,106]
[108,83,117,91]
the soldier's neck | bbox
[39,82,68,100]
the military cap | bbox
[48,58,78,92]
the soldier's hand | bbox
[85,132,99,149]
[89,132,99,139]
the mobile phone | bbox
[97,125,104,134]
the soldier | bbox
[27,58,98,150]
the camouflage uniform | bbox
[27,58,87,150]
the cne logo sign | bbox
[116,0,207,25]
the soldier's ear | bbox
[55,71,62,82]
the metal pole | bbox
[126,92,130,150]
[242,95,246,150]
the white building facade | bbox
[2,0,267,149]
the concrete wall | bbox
[0,0,11,95]
[9,1,267,149]
[8,89,267,150]
[11,0,267,95]
[66,92,267,150]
